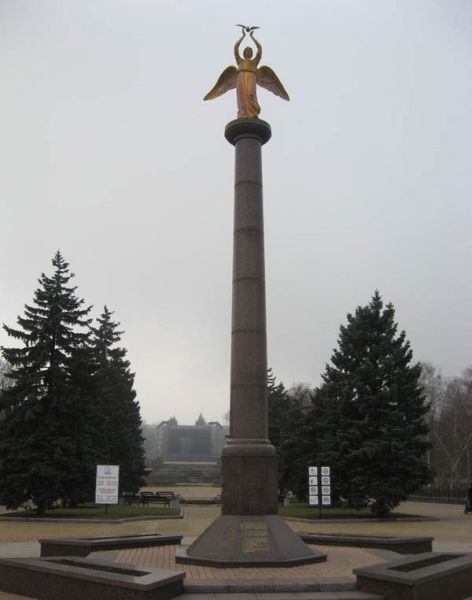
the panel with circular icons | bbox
[308,466,332,507]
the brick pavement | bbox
[110,541,386,580]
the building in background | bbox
[144,415,228,484]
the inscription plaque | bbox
[240,522,271,553]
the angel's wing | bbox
[204,66,238,101]
[256,65,290,101]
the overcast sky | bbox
[1,0,471,426]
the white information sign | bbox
[308,466,318,476]
[321,466,330,476]
[309,495,319,505]
[95,465,119,505]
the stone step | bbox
[182,593,383,600]
[184,577,356,594]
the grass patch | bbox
[279,503,404,519]
[2,503,180,520]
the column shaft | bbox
[222,118,277,515]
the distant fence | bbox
[410,486,468,505]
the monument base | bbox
[175,514,326,567]
[221,442,279,514]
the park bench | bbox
[139,491,173,507]
[121,492,141,506]
[154,491,177,501]
[121,491,178,507]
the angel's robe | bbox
[236,58,260,118]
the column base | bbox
[175,514,326,567]
[222,442,278,514]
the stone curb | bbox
[183,576,355,593]
[0,511,183,524]
[283,515,439,524]
[181,593,382,600]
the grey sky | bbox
[1,0,471,425]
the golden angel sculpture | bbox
[204,26,289,118]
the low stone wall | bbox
[0,556,185,600]
[299,532,433,554]
[40,533,182,557]
[354,552,472,600]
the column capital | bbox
[225,118,272,146]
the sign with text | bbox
[95,465,119,505]
[308,465,331,507]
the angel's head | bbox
[243,46,253,59]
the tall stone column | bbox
[222,118,277,515]
[176,119,325,567]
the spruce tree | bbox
[314,291,431,515]
[62,341,103,506]
[268,371,313,500]
[0,252,92,514]
[91,306,145,494]
[267,369,289,458]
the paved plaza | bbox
[0,488,470,599]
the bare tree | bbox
[422,364,472,492]
[0,358,12,392]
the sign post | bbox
[95,465,119,517]
[308,465,331,518]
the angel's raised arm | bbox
[234,32,245,64]
[250,31,262,65]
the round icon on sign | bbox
[321,476,330,485]
[309,486,318,495]
[321,466,330,476]
[322,486,331,495]
[309,496,319,505]
[322,495,331,505]
[308,466,318,476]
